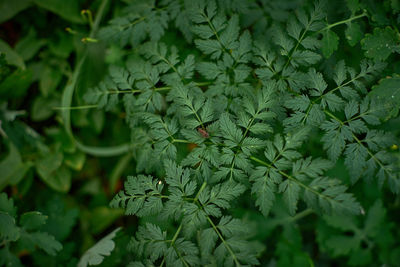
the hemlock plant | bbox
[82,0,400,265]
[1,0,400,266]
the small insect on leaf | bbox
[197,127,209,138]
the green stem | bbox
[202,11,228,55]
[283,14,313,70]
[110,153,132,192]
[196,81,212,87]
[171,223,183,244]
[119,16,145,31]
[169,224,190,267]
[189,104,205,129]
[194,182,207,202]
[155,86,172,91]
[206,216,241,267]
[317,11,367,33]
[160,223,184,267]
[284,11,367,70]
[89,0,108,39]
[249,155,267,166]
[227,104,264,180]
[323,110,395,179]
[54,105,98,110]
[173,245,190,267]
[172,139,191,144]
[160,182,207,266]
[272,209,314,226]
[315,74,361,103]
[61,0,133,157]
[250,156,334,202]
[289,208,314,222]
[108,89,142,94]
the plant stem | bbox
[249,156,337,203]
[89,0,108,39]
[54,105,98,110]
[317,11,367,33]
[160,182,208,266]
[206,216,241,266]
[172,139,191,144]
[289,208,314,222]
[323,110,395,180]
[194,182,207,202]
[61,0,133,157]
[160,223,184,267]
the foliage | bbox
[0,193,62,266]
[78,228,121,267]
[1,0,400,266]
[317,200,398,266]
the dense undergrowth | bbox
[0,0,400,266]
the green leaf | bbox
[39,196,79,241]
[325,235,359,256]
[369,75,400,118]
[250,166,277,216]
[197,62,220,80]
[64,151,86,171]
[110,175,164,216]
[280,180,301,216]
[131,223,168,262]
[195,39,222,59]
[33,0,83,24]
[346,0,361,14]
[361,27,400,61]
[0,212,20,242]
[78,228,121,267]
[220,15,239,49]
[219,113,242,145]
[319,200,389,264]
[0,247,22,267]
[305,177,361,215]
[14,28,46,61]
[0,0,31,23]
[212,216,259,265]
[20,211,47,231]
[109,65,134,90]
[48,31,74,58]
[35,150,62,176]
[0,193,17,216]
[31,96,58,121]
[321,120,350,160]
[0,142,32,191]
[292,50,321,66]
[363,200,385,236]
[20,231,62,256]
[321,30,339,58]
[308,68,327,95]
[0,69,32,98]
[199,181,245,217]
[345,22,363,46]
[35,152,71,192]
[39,65,63,97]
[0,40,25,69]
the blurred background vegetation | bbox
[0,1,135,265]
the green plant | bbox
[0,193,62,265]
[1,0,400,266]
[80,0,400,266]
